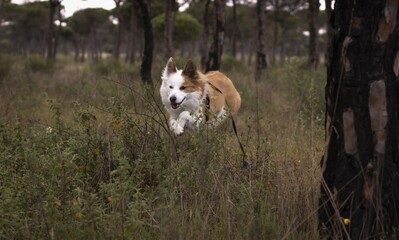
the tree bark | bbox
[113,0,123,60]
[205,0,226,72]
[319,0,399,239]
[255,0,267,82]
[137,0,153,85]
[231,0,237,58]
[271,7,279,65]
[73,38,79,62]
[126,3,137,63]
[325,0,332,54]
[164,0,175,58]
[47,0,58,60]
[53,3,62,59]
[201,0,211,71]
[308,0,319,69]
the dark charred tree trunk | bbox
[325,0,332,55]
[164,0,175,58]
[255,0,267,82]
[113,0,123,60]
[308,0,319,69]
[205,0,226,72]
[137,0,153,85]
[319,0,399,239]
[201,0,211,71]
[231,0,237,58]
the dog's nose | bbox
[170,96,177,103]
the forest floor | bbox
[0,54,325,239]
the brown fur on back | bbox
[205,71,241,115]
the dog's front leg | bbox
[170,111,197,135]
[170,118,184,135]
[169,111,193,135]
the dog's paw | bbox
[170,119,184,135]
[172,125,184,135]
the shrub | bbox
[221,55,249,73]
[89,58,136,77]
[0,54,12,83]
[24,56,54,73]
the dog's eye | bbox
[169,86,173,89]
[180,86,186,90]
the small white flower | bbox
[46,126,53,134]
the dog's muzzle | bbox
[170,96,186,109]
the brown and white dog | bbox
[160,58,241,135]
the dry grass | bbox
[0,55,325,239]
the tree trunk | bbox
[271,9,279,65]
[126,4,137,63]
[137,0,153,85]
[52,3,62,59]
[255,0,267,82]
[325,0,332,55]
[231,0,237,58]
[47,0,57,60]
[113,0,123,60]
[73,38,79,62]
[201,0,211,71]
[319,0,399,239]
[205,0,226,72]
[81,38,86,62]
[164,0,175,58]
[247,42,253,66]
[308,0,319,69]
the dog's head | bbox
[160,58,205,111]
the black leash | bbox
[207,81,249,169]
[230,115,249,169]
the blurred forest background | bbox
[0,0,328,239]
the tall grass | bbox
[0,55,324,239]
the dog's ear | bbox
[182,60,198,80]
[165,57,177,76]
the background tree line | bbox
[0,0,327,71]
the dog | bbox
[160,58,241,135]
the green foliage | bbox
[225,3,257,38]
[118,1,138,31]
[4,2,48,28]
[3,2,48,47]
[185,0,214,24]
[68,8,111,35]
[152,12,203,46]
[58,26,74,40]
